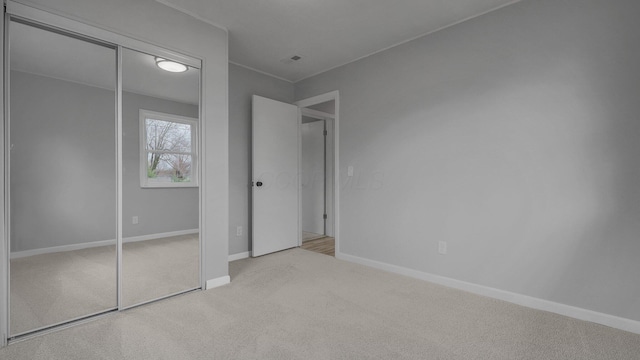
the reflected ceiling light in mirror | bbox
[155,57,188,73]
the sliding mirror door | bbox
[8,20,118,336]
[121,48,200,307]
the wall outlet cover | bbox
[438,241,447,255]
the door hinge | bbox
[323,130,328,136]
[323,214,328,220]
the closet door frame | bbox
[0,2,205,345]
[0,9,6,347]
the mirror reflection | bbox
[121,48,200,307]
[9,21,117,335]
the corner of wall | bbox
[205,275,231,290]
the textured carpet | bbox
[10,234,199,336]
[10,245,118,336]
[2,248,639,359]
[121,233,199,307]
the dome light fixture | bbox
[155,57,188,73]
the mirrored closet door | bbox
[121,48,200,308]
[6,16,202,338]
[8,20,118,336]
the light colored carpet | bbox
[10,245,118,336]
[10,234,199,336]
[2,248,639,359]
[121,233,199,307]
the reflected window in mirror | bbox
[140,109,198,188]
[122,46,200,308]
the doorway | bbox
[296,94,339,257]
[251,93,339,258]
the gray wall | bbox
[10,71,116,252]
[229,63,294,255]
[295,0,640,321]
[10,71,198,252]
[301,120,325,235]
[14,61,291,256]
[307,100,335,115]
[122,92,198,238]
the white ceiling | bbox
[158,0,519,82]
[10,21,200,105]
[122,48,199,105]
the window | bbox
[140,109,198,188]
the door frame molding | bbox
[295,91,340,254]
[0,10,6,347]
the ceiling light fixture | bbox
[155,57,188,73]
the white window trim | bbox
[139,109,198,188]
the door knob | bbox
[256,181,263,187]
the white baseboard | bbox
[205,275,230,290]
[336,251,640,335]
[122,229,198,244]
[11,239,116,259]
[228,251,251,262]
[10,229,199,259]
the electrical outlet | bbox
[236,226,243,236]
[438,241,447,255]
[132,216,139,225]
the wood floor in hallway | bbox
[301,236,335,256]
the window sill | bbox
[141,183,199,189]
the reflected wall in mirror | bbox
[9,21,117,336]
[121,48,200,307]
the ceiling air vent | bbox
[280,55,302,65]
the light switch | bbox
[348,166,354,177]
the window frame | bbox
[139,109,198,188]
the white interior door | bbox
[301,120,325,235]
[252,95,300,257]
